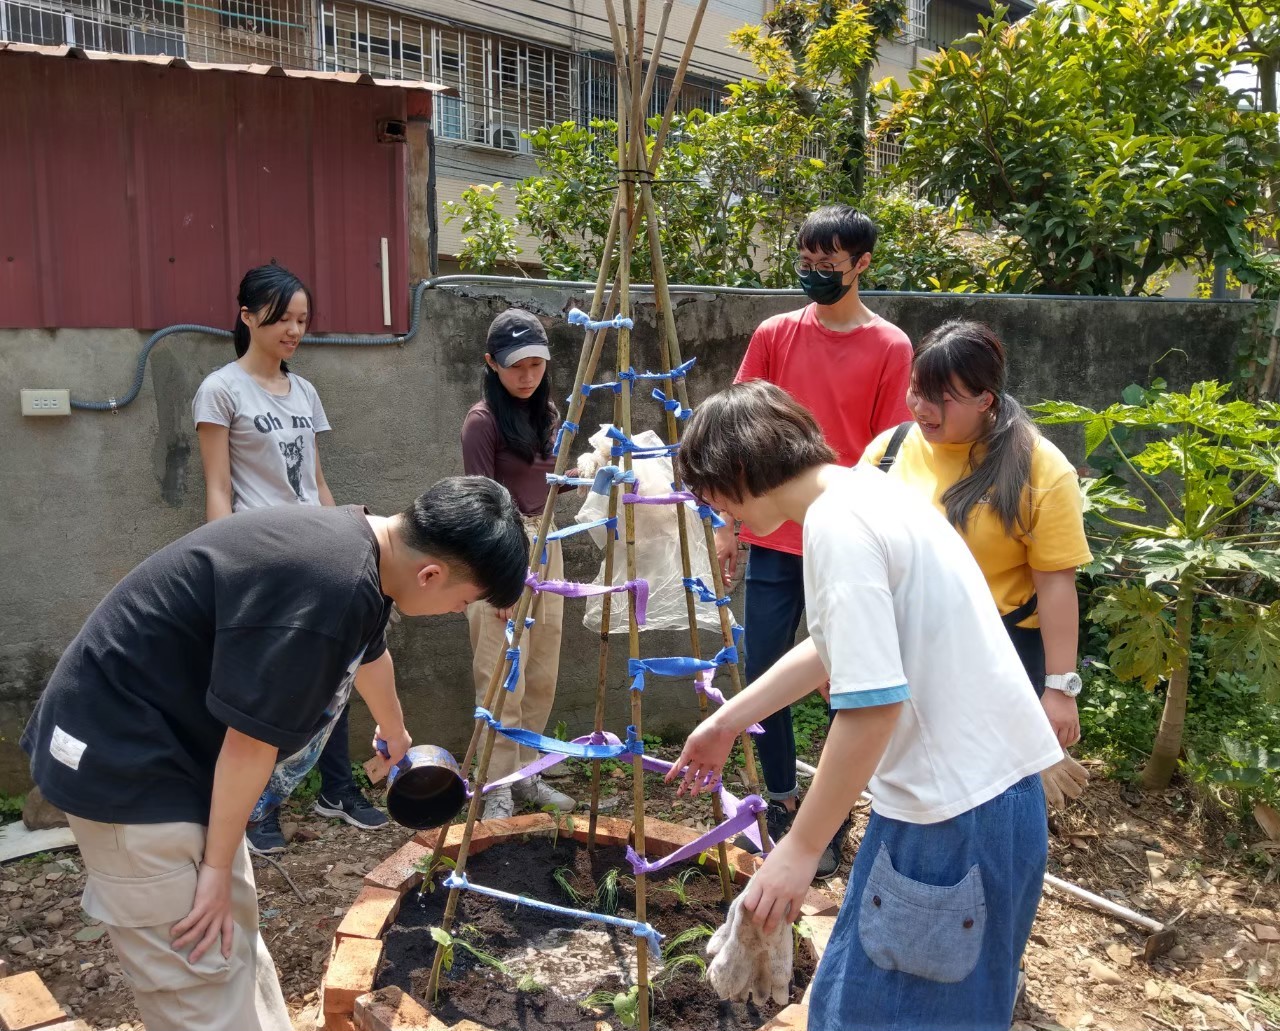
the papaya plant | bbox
[1034,381,1280,789]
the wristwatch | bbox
[1044,672,1083,698]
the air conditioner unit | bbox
[491,126,520,151]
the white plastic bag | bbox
[575,424,730,633]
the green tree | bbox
[1034,381,1280,789]
[733,0,904,195]
[442,183,523,274]
[882,1,1278,295]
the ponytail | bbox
[914,320,1035,536]
[942,392,1035,536]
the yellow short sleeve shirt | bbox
[861,424,1093,627]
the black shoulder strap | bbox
[1002,593,1039,629]
[877,421,914,472]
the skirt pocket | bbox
[857,842,987,984]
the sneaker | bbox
[314,787,388,831]
[512,775,576,812]
[734,799,795,856]
[814,817,851,881]
[483,786,516,821]
[247,810,286,855]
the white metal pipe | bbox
[380,237,392,327]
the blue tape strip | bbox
[539,516,618,563]
[651,388,692,420]
[626,358,697,382]
[626,629,741,692]
[577,380,623,398]
[552,420,580,458]
[695,503,726,529]
[683,576,732,607]
[443,871,664,959]
[567,307,635,332]
[474,707,643,759]
[605,426,682,460]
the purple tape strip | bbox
[474,732,768,854]
[695,670,763,734]
[526,575,650,625]
[625,793,767,876]
[621,491,697,506]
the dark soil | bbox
[376,834,816,1031]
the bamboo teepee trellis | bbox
[421,4,770,1026]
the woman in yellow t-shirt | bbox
[862,320,1092,747]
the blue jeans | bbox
[809,775,1048,1031]
[743,545,808,800]
[316,705,357,798]
[250,705,357,823]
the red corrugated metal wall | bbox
[0,54,411,332]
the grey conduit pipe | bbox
[69,274,1257,411]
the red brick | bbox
[320,1012,357,1031]
[0,971,65,1030]
[570,814,632,848]
[413,820,495,860]
[323,937,385,1015]
[800,886,839,917]
[28,1022,90,1031]
[481,812,556,840]
[363,840,429,892]
[335,886,403,942]
[354,986,450,1031]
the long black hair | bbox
[233,264,312,374]
[482,361,556,463]
[912,320,1037,536]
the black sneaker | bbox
[247,810,286,855]
[814,816,852,881]
[314,788,388,830]
[733,800,796,856]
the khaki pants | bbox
[467,520,565,782]
[67,815,291,1031]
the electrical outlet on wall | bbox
[21,389,71,417]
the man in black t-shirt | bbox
[21,476,527,1031]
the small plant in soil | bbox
[594,867,622,914]
[698,848,737,883]
[552,865,587,906]
[656,867,704,907]
[517,973,545,994]
[430,925,511,1000]
[413,854,455,894]
[543,804,576,849]
[582,984,651,1029]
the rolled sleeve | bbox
[830,683,910,710]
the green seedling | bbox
[594,866,621,914]
[542,803,576,849]
[661,924,714,958]
[657,866,704,906]
[413,854,456,895]
[430,926,510,984]
[552,865,587,906]
[516,973,545,994]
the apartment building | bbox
[1,0,1033,269]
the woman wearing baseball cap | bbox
[461,308,576,820]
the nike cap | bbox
[486,308,552,367]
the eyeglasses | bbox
[793,255,860,279]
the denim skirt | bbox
[808,774,1047,1031]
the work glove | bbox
[1041,751,1089,809]
[706,891,792,1005]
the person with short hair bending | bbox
[668,380,1061,1031]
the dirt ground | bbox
[2,754,1277,1030]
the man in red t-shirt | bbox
[715,205,912,878]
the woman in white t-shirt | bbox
[193,265,386,855]
[668,381,1061,1031]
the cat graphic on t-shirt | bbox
[279,436,306,500]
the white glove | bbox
[1041,751,1089,809]
[706,891,793,1005]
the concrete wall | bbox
[0,285,1254,792]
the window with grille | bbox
[0,0,185,55]
[899,0,929,42]
[217,0,304,38]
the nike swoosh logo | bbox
[510,329,529,338]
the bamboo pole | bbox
[637,179,772,856]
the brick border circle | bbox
[319,813,838,1031]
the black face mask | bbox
[797,266,855,306]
